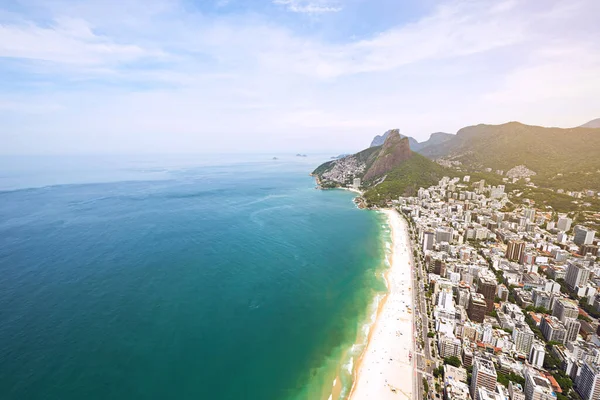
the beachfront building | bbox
[439,334,462,358]
[423,231,434,252]
[470,357,497,400]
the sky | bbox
[1,0,599,154]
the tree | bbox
[444,356,462,368]
[553,371,573,392]
[428,332,435,338]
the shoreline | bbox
[348,209,415,400]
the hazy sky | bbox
[1,0,599,154]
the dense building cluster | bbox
[399,176,600,400]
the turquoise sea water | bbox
[0,155,389,400]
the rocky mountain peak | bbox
[363,129,412,181]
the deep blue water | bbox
[0,155,386,400]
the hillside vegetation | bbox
[363,153,446,206]
[419,122,600,190]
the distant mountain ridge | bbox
[370,129,420,150]
[370,130,453,154]
[580,118,600,128]
[316,119,600,206]
[413,121,600,190]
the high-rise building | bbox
[471,357,497,400]
[437,289,455,311]
[565,261,591,290]
[482,323,493,344]
[529,342,545,368]
[436,227,453,244]
[512,323,535,354]
[468,293,488,323]
[576,361,600,400]
[477,276,497,313]
[540,316,567,345]
[423,231,434,252]
[433,259,446,277]
[524,367,556,400]
[532,289,551,310]
[506,240,526,262]
[565,318,581,343]
[497,284,509,302]
[557,217,572,232]
[458,288,470,308]
[553,298,580,323]
[524,208,536,222]
[580,244,599,257]
[574,225,596,246]
[490,185,505,199]
[439,334,462,358]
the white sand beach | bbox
[349,209,415,400]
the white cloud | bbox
[1,0,600,154]
[273,0,342,14]
[0,17,161,66]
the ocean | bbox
[0,154,389,400]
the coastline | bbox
[348,209,415,400]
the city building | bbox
[468,293,488,323]
[477,276,497,313]
[513,323,535,355]
[423,231,435,252]
[565,318,581,342]
[576,361,600,400]
[471,357,497,400]
[557,217,572,232]
[529,342,546,368]
[524,367,556,400]
[574,225,596,246]
[565,261,591,290]
[439,334,462,358]
[509,381,526,400]
[540,315,567,344]
[507,240,526,262]
[552,298,579,323]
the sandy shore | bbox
[349,209,414,400]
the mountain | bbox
[580,118,600,128]
[370,129,420,150]
[417,132,454,153]
[312,129,447,204]
[370,130,453,154]
[418,121,600,190]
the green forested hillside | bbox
[363,153,446,206]
[420,122,600,190]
